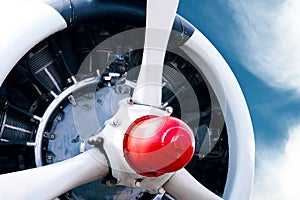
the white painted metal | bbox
[132,0,179,107]
[181,30,255,199]
[0,148,108,200]
[164,168,223,200]
[90,98,173,194]
[0,0,254,199]
[0,0,67,86]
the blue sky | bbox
[178,0,300,199]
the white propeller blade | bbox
[133,1,223,199]
[164,168,223,200]
[0,148,108,200]
[132,0,179,107]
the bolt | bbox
[47,155,53,160]
[67,78,73,84]
[56,115,62,121]
[88,135,103,146]
[109,178,117,186]
[50,91,58,99]
[135,180,142,187]
[44,132,50,138]
[68,95,77,106]
[33,115,42,122]
[116,86,122,93]
[80,141,85,153]
[82,103,91,110]
[112,118,120,126]
[50,134,55,140]
[127,98,134,105]
[166,106,173,114]
[158,187,165,194]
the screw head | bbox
[158,187,165,194]
[50,134,55,140]
[82,103,91,110]
[127,98,134,105]
[56,115,62,121]
[166,106,173,114]
[112,118,120,126]
[135,180,142,187]
[47,155,53,160]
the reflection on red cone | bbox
[123,115,195,177]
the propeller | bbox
[164,168,223,200]
[132,0,224,199]
[0,148,108,200]
[0,0,224,199]
[132,0,179,107]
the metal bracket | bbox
[89,98,173,194]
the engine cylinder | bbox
[0,109,34,142]
[28,41,65,93]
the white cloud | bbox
[228,0,300,93]
[226,2,300,199]
[252,124,300,200]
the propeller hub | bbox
[123,115,195,177]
